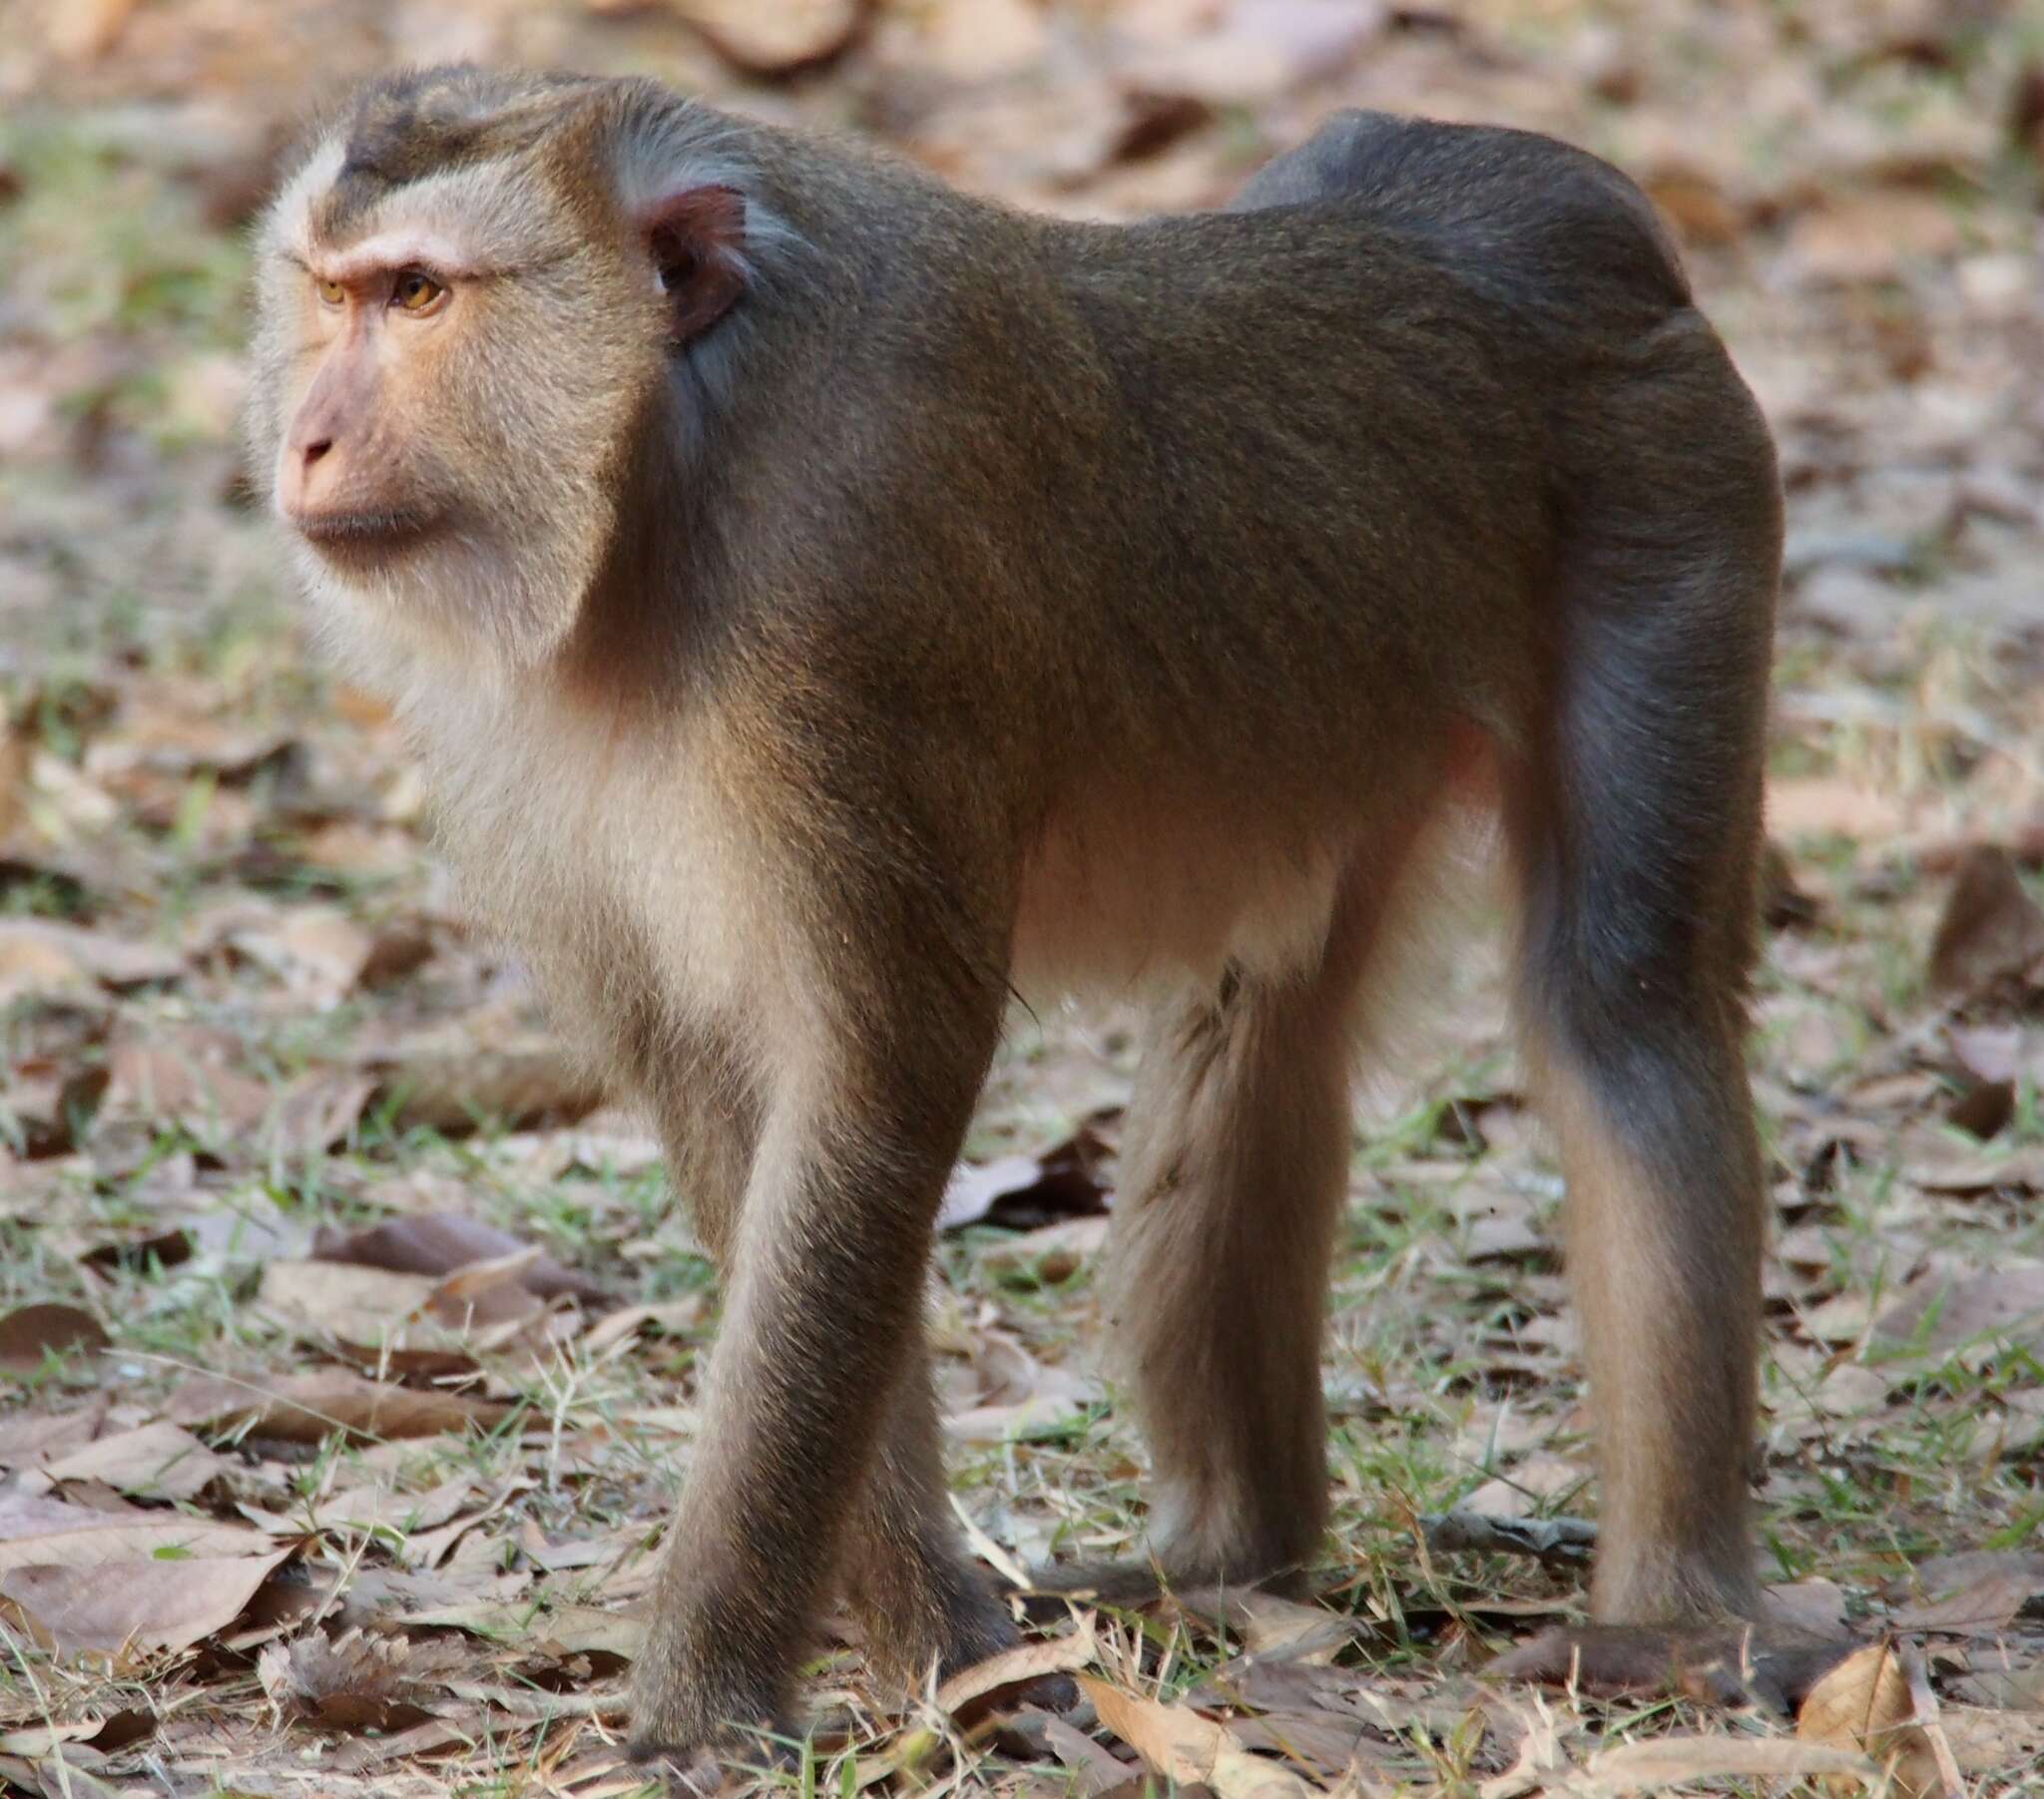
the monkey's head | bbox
[247,67,776,675]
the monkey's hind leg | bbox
[1041,860,1413,1601]
[1491,415,1818,1698]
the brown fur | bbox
[246,76,1783,1769]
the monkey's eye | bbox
[315,276,345,306]
[392,270,446,313]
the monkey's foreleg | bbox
[627,990,1002,1768]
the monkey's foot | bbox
[626,1727,800,1798]
[1022,1555,1310,1618]
[1486,1624,1857,1715]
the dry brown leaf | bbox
[939,1139,1110,1231]
[375,1030,605,1133]
[1764,1576,1852,1639]
[104,1037,271,1135]
[258,1626,433,1731]
[0,1491,269,1572]
[666,0,865,77]
[1795,1641,1945,1799]
[577,1297,712,1356]
[0,1304,108,1372]
[41,1422,231,1502]
[256,1260,440,1348]
[288,1473,478,1542]
[404,1597,646,1659]
[166,1368,511,1443]
[268,1071,376,1156]
[2,1548,290,1655]
[1927,846,2044,998]
[1886,1553,2044,1634]
[0,1408,106,1466]
[1174,1587,1354,1662]
[1938,1704,2044,1775]
[315,1213,607,1301]
[1582,1732,1880,1794]
[933,1617,1096,1712]
[1040,1710,1136,1795]
[1078,1673,1313,1798]
[230,907,373,1005]
[1871,1261,2044,1357]
[1767,776,1907,843]
[1788,192,1964,284]
[0,919,180,998]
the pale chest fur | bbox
[402,678,765,1067]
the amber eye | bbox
[392,270,444,312]
[315,276,345,306]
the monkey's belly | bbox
[1010,802,1352,1002]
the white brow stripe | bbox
[263,137,346,262]
[314,230,486,281]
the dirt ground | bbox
[1,1,2043,1794]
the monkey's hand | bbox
[1486,1623,1858,1716]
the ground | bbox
[1,1,2042,1794]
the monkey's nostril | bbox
[301,438,335,468]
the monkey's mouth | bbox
[291,508,445,561]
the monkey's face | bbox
[245,70,745,678]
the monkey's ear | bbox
[639,186,749,343]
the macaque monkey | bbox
[251,70,1792,1777]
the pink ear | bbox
[640,186,748,342]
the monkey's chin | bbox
[292,509,446,570]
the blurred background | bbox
[2,3,2044,1795]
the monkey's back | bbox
[662,106,1777,992]
[991,120,1758,776]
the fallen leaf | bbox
[1871,1262,2044,1357]
[1795,1641,1944,1799]
[268,1071,376,1155]
[1584,1732,1879,1793]
[1174,1587,1353,1661]
[973,1214,1112,1284]
[1768,777,1907,843]
[0,1491,269,1572]
[2,1548,290,1654]
[104,1037,271,1136]
[1041,1710,1136,1795]
[1938,1705,2044,1774]
[374,1030,605,1133]
[313,1214,607,1301]
[256,1260,440,1348]
[1928,846,2044,997]
[1788,192,1964,284]
[0,1304,108,1372]
[405,1598,646,1659]
[0,919,180,1001]
[940,1131,1111,1231]
[1079,1673,1313,1797]
[258,1626,433,1732]
[1886,1556,2044,1634]
[934,1617,1096,1713]
[668,0,866,77]
[41,1422,231,1502]
[230,907,373,1005]
[1765,1577,1852,1639]
[166,1368,512,1442]
[0,1408,106,1466]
